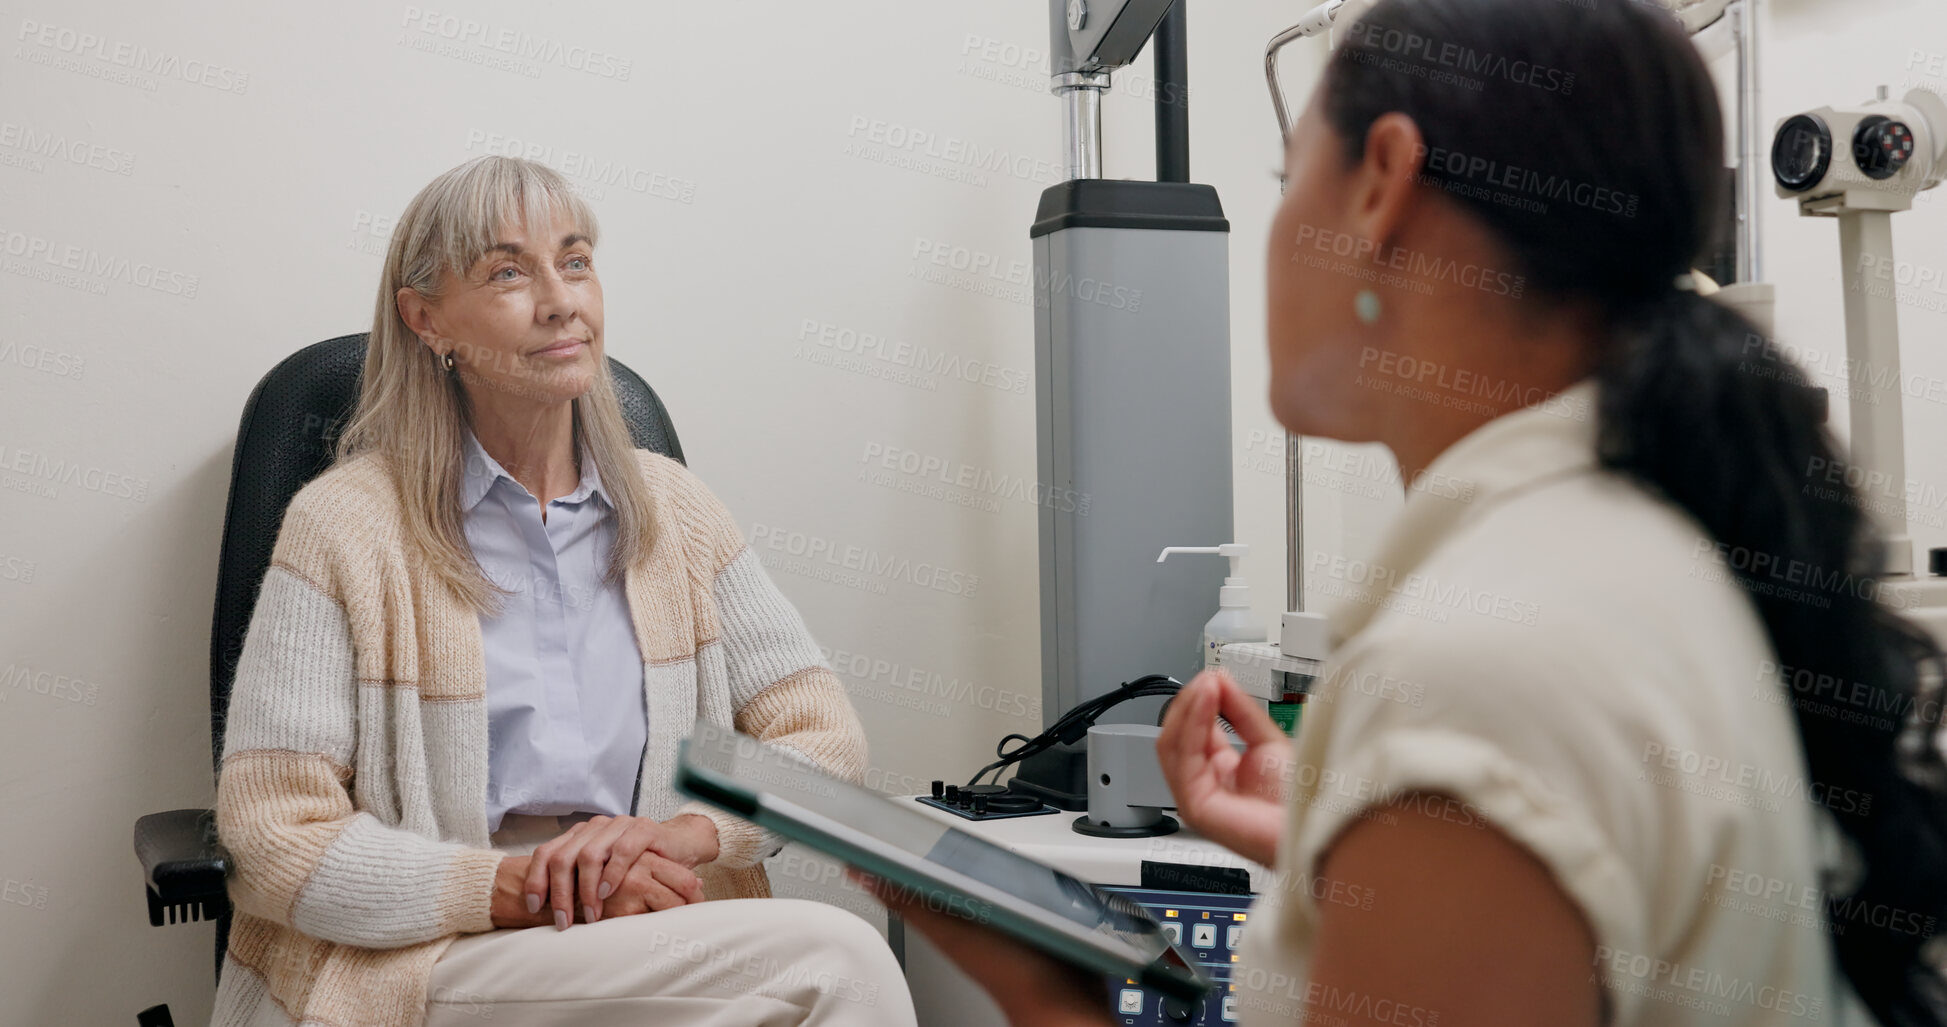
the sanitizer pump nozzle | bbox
[1157,544,1268,670]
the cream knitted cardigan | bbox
[208,447,868,1027]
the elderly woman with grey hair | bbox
[211,155,916,1027]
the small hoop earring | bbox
[442,352,455,371]
[1354,289,1382,325]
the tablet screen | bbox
[676,719,1206,1001]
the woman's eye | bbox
[491,265,520,281]
[565,255,592,271]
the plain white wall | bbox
[0,1,1942,1023]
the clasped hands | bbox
[490,812,721,930]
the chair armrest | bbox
[134,808,230,926]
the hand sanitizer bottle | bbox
[1156,543,1269,670]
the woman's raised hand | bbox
[1155,670,1294,869]
[522,813,721,929]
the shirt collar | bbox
[1323,378,1601,645]
[459,425,608,514]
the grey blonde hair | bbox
[334,155,657,613]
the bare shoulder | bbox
[1304,798,1603,1027]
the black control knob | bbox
[1161,996,1196,1023]
[1930,547,1947,578]
[944,785,960,804]
[1853,115,1917,181]
[931,779,945,799]
[973,793,990,814]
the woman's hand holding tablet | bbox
[673,718,1213,1010]
[852,869,1114,1027]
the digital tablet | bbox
[674,719,1212,1004]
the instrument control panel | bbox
[1099,886,1256,1025]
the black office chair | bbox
[130,333,684,1027]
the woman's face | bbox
[1264,96,1372,441]
[403,208,604,409]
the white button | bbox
[1222,993,1239,1021]
[1192,923,1216,947]
[1227,925,1243,949]
[1119,988,1145,1014]
[1162,922,1182,943]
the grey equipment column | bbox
[1033,181,1232,727]
[1013,0,1233,811]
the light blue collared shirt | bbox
[460,427,648,835]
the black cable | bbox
[971,734,1037,787]
[966,674,1183,787]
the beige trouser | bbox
[424,813,918,1027]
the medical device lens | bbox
[1772,113,1832,192]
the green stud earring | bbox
[1355,289,1382,325]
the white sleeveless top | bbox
[1234,381,1880,1026]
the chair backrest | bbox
[206,333,685,772]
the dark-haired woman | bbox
[877,1,1947,1024]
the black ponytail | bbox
[1599,287,1947,1025]
[1323,1,1947,1022]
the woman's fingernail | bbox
[598,881,612,901]
[554,909,569,931]
[526,894,541,915]
[584,904,598,924]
